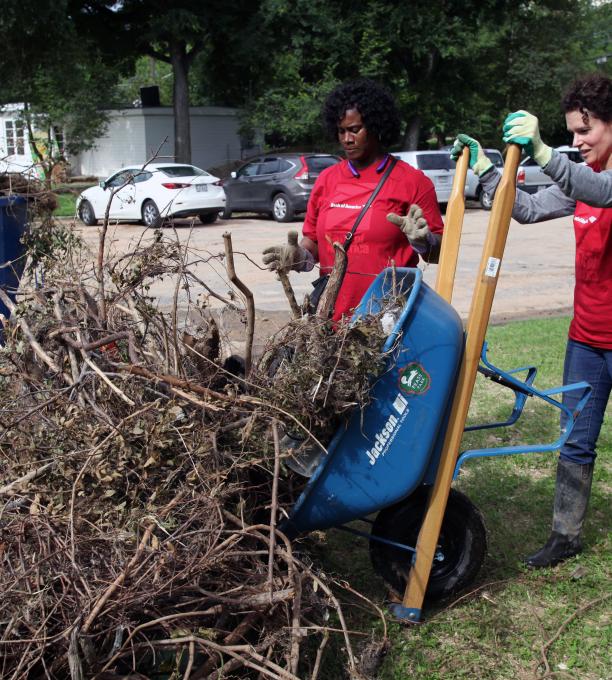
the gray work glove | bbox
[387,205,436,254]
[262,230,313,272]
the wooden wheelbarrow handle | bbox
[399,144,523,621]
[435,146,470,304]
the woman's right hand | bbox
[450,133,493,176]
[262,231,314,273]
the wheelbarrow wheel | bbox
[369,487,486,601]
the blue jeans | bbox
[560,339,612,465]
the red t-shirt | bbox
[570,196,612,349]
[303,158,444,321]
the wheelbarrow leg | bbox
[392,145,523,622]
[435,146,469,304]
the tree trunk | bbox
[170,41,191,164]
[403,114,421,150]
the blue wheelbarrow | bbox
[279,146,592,622]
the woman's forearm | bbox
[544,150,612,208]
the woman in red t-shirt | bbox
[452,74,612,569]
[262,78,444,322]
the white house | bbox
[0,104,37,176]
[0,103,259,180]
[74,106,259,178]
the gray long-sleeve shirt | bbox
[480,150,612,224]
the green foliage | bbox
[115,56,174,107]
[233,0,607,150]
[22,219,83,271]
[0,0,129,176]
[3,0,609,161]
[52,193,77,218]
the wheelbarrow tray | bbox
[283,268,464,536]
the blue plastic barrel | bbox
[0,195,28,341]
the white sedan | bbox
[76,163,227,227]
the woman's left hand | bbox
[387,205,437,254]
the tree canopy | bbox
[2,0,610,165]
[0,0,132,177]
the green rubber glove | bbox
[262,230,312,272]
[502,110,552,167]
[387,205,436,254]
[449,133,493,176]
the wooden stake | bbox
[401,145,522,619]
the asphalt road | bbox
[73,204,576,326]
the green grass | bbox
[53,191,78,217]
[311,317,611,679]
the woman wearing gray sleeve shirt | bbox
[451,74,612,570]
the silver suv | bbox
[394,149,504,209]
[392,150,454,204]
[517,146,582,193]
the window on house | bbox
[5,120,25,156]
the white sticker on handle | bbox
[485,257,500,278]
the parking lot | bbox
[73,206,575,321]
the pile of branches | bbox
[0,222,395,678]
[0,171,58,216]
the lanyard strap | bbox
[343,155,398,253]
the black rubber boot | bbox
[524,459,594,568]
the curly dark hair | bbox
[561,73,612,123]
[322,78,401,148]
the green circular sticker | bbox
[399,362,431,395]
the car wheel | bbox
[142,199,162,228]
[78,200,97,226]
[219,205,233,220]
[369,487,487,601]
[479,189,493,210]
[198,212,218,225]
[272,193,295,222]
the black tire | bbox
[479,189,493,210]
[219,204,233,220]
[78,200,97,226]
[198,212,218,225]
[369,487,487,601]
[272,193,295,222]
[142,199,162,228]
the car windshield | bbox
[416,154,454,171]
[158,165,208,177]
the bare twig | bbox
[97,138,168,321]
[0,462,54,495]
[278,271,301,319]
[533,593,611,678]
[268,421,282,598]
[223,232,255,375]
